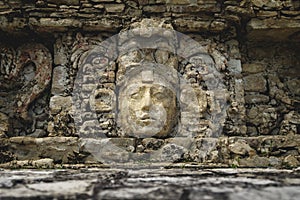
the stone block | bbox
[143,5,166,13]
[91,0,115,2]
[80,138,136,163]
[226,40,241,58]
[286,79,300,96]
[228,139,256,156]
[142,138,165,150]
[166,0,190,5]
[210,20,228,32]
[80,8,101,13]
[109,138,136,150]
[94,4,104,9]
[168,4,220,13]
[49,96,73,115]
[47,0,80,5]
[81,3,93,8]
[246,105,277,133]
[0,137,79,163]
[238,156,270,167]
[159,143,186,162]
[283,155,300,168]
[281,10,300,16]
[0,112,9,137]
[242,63,266,74]
[227,59,242,74]
[247,126,258,136]
[105,4,125,13]
[0,17,27,32]
[174,18,210,32]
[191,138,219,162]
[165,137,193,149]
[82,18,121,31]
[138,0,149,6]
[251,0,283,9]
[225,6,255,17]
[257,11,278,18]
[51,66,68,95]
[245,94,269,104]
[29,18,82,32]
[243,74,267,92]
[246,18,300,41]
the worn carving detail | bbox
[69,19,232,165]
[0,43,52,120]
[72,19,229,142]
[0,43,52,136]
[0,46,16,79]
[117,65,179,138]
[0,0,299,167]
[15,44,52,120]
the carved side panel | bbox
[49,32,116,137]
[0,43,52,137]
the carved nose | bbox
[141,91,152,111]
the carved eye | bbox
[130,92,140,100]
[92,57,108,66]
[152,91,165,100]
[86,53,108,66]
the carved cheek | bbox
[161,96,176,110]
[152,103,167,118]
[128,99,141,119]
[128,98,141,111]
[164,98,177,120]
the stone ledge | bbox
[0,137,79,164]
[1,135,299,168]
[0,168,299,199]
[246,18,300,41]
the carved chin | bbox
[128,118,167,138]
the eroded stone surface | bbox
[0,168,300,199]
[1,135,299,167]
[0,0,299,168]
[0,43,52,137]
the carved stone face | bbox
[118,69,178,138]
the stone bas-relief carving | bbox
[117,66,179,138]
[113,19,228,141]
[0,43,52,137]
[0,0,299,168]
[71,18,230,143]
[48,32,116,137]
[70,19,233,164]
[44,23,300,165]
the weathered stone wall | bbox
[0,0,299,168]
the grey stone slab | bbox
[0,168,299,199]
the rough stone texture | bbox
[0,137,79,164]
[0,43,52,137]
[243,74,267,92]
[0,113,9,138]
[0,135,299,167]
[0,0,299,168]
[247,18,300,41]
[0,168,300,199]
